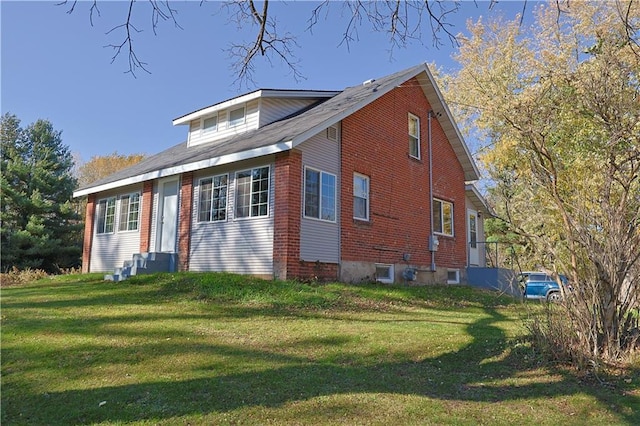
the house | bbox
[73,63,489,284]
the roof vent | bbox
[362,78,375,85]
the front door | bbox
[467,209,479,266]
[159,180,179,253]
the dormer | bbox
[173,89,340,148]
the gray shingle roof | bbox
[74,63,478,197]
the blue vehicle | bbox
[518,271,569,302]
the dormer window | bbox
[203,115,218,132]
[229,106,245,127]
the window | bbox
[434,198,454,236]
[447,269,460,284]
[469,213,477,249]
[203,115,218,132]
[235,166,269,218]
[229,106,245,127]
[353,173,369,220]
[376,264,394,284]
[304,168,336,222]
[408,113,420,159]
[118,193,140,232]
[96,197,116,234]
[198,174,228,222]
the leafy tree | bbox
[1,113,82,273]
[441,2,640,364]
[76,152,145,188]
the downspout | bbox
[428,110,437,272]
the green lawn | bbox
[2,273,638,425]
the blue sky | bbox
[2,1,531,164]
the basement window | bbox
[447,269,460,284]
[376,264,394,284]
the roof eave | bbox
[73,140,293,198]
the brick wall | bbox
[82,194,96,273]
[139,180,154,253]
[273,150,302,280]
[178,172,194,271]
[340,77,467,275]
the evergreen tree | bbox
[1,113,82,272]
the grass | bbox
[2,272,639,425]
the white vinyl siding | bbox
[187,100,260,147]
[298,129,341,263]
[258,98,320,126]
[90,185,143,272]
[189,160,275,275]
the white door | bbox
[467,209,479,266]
[159,180,179,253]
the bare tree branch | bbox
[223,0,303,88]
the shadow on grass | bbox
[2,277,638,425]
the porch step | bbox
[104,252,177,282]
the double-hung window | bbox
[96,197,116,234]
[229,106,245,127]
[202,115,218,133]
[198,174,228,222]
[118,193,140,232]
[304,167,336,222]
[235,166,269,218]
[408,113,420,159]
[353,173,370,221]
[434,198,454,236]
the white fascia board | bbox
[173,90,263,125]
[73,141,293,198]
[261,90,340,99]
[423,67,481,181]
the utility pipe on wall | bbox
[428,110,436,272]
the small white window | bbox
[376,264,394,284]
[229,106,245,127]
[203,115,218,132]
[353,173,370,221]
[408,113,420,159]
[447,269,460,284]
[434,198,454,236]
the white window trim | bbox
[303,166,337,223]
[375,263,394,284]
[201,114,218,134]
[228,105,246,128]
[234,166,270,220]
[96,196,116,235]
[353,173,370,221]
[447,269,460,284]
[434,198,454,237]
[197,174,229,223]
[408,113,421,160]
[117,192,141,233]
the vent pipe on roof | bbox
[362,79,375,85]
